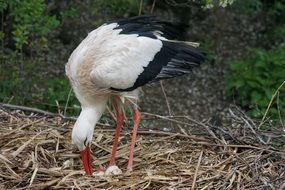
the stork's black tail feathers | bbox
[152,40,206,82]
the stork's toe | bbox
[92,170,105,177]
[92,168,106,177]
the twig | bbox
[151,0,156,13]
[0,103,76,120]
[64,88,72,115]
[240,116,266,144]
[0,154,13,165]
[230,105,256,126]
[160,81,173,116]
[185,116,224,144]
[228,106,268,144]
[55,100,61,115]
[279,180,285,190]
[29,167,38,186]
[0,103,111,126]
[191,150,203,190]
[0,103,57,117]
[276,91,284,127]
[23,179,60,190]
[259,80,285,128]
[139,0,143,15]
[106,105,116,121]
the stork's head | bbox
[71,97,108,175]
[72,120,94,150]
[72,112,95,175]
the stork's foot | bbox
[92,168,106,177]
[105,165,122,175]
[93,165,122,177]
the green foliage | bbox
[0,63,81,115]
[0,0,73,114]
[41,78,80,115]
[3,0,59,51]
[0,61,39,106]
[227,47,285,119]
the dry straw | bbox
[0,104,284,189]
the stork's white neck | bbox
[72,97,108,150]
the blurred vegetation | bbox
[227,1,285,123]
[227,48,285,118]
[1,0,74,115]
[0,0,284,124]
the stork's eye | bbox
[83,137,88,146]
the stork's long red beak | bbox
[80,146,93,175]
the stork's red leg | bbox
[109,107,124,166]
[127,108,141,171]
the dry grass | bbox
[0,105,284,189]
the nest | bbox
[0,104,284,189]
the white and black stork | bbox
[66,15,206,175]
